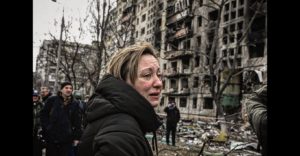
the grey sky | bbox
[33,0,90,72]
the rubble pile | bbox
[154,118,261,156]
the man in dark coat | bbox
[40,82,82,156]
[245,85,267,156]
[164,101,180,146]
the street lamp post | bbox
[53,9,65,95]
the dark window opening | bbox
[229,48,234,56]
[230,34,235,43]
[237,21,243,30]
[231,11,236,20]
[203,97,213,109]
[183,40,191,49]
[208,32,214,43]
[199,0,203,7]
[141,28,145,35]
[163,63,167,70]
[224,14,229,22]
[195,56,200,67]
[170,79,177,89]
[193,98,197,109]
[230,24,235,32]
[198,16,202,27]
[171,61,177,71]
[223,49,227,57]
[182,78,188,89]
[163,80,165,89]
[223,36,228,45]
[238,8,244,17]
[223,27,228,35]
[239,0,244,5]
[158,3,163,10]
[238,46,242,54]
[182,57,190,70]
[249,42,265,58]
[142,14,146,22]
[225,3,229,11]
[222,60,227,68]
[193,76,199,88]
[251,16,265,32]
[237,58,241,67]
[237,32,242,41]
[231,0,236,8]
[197,36,201,47]
[180,97,187,107]
[209,10,219,21]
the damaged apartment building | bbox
[35,40,99,97]
[106,0,267,120]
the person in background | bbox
[40,86,52,103]
[245,85,267,156]
[164,100,180,146]
[40,82,82,156]
[33,91,44,156]
[78,42,163,156]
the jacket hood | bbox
[86,74,161,133]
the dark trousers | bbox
[166,123,177,146]
[46,142,71,156]
[33,136,43,156]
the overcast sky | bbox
[33,0,91,72]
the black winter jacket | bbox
[40,95,82,144]
[78,74,162,156]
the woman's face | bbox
[126,54,163,107]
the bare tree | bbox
[197,0,266,134]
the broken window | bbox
[229,48,234,56]
[230,34,235,43]
[198,16,202,27]
[224,14,229,22]
[170,79,177,89]
[209,10,219,21]
[230,24,235,32]
[163,63,167,70]
[249,42,265,58]
[180,97,187,107]
[193,97,197,109]
[231,11,236,20]
[197,36,201,47]
[158,3,163,10]
[239,0,244,5]
[225,3,230,12]
[223,49,227,57]
[141,28,145,35]
[237,58,242,67]
[199,0,203,7]
[182,57,190,69]
[238,8,244,17]
[136,31,138,38]
[223,36,228,45]
[182,78,188,89]
[171,61,177,71]
[223,27,228,35]
[237,21,243,30]
[237,32,242,41]
[203,97,213,109]
[238,46,242,54]
[142,14,146,22]
[183,39,191,49]
[193,76,199,87]
[195,56,200,67]
[231,0,237,8]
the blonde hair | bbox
[106,42,159,83]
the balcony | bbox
[163,87,190,96]
[166,9,192,25]
[164,50,193,60]
[164,67,192,77]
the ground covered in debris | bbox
[147,118,261,156]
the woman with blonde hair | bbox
[78,42,163,156]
